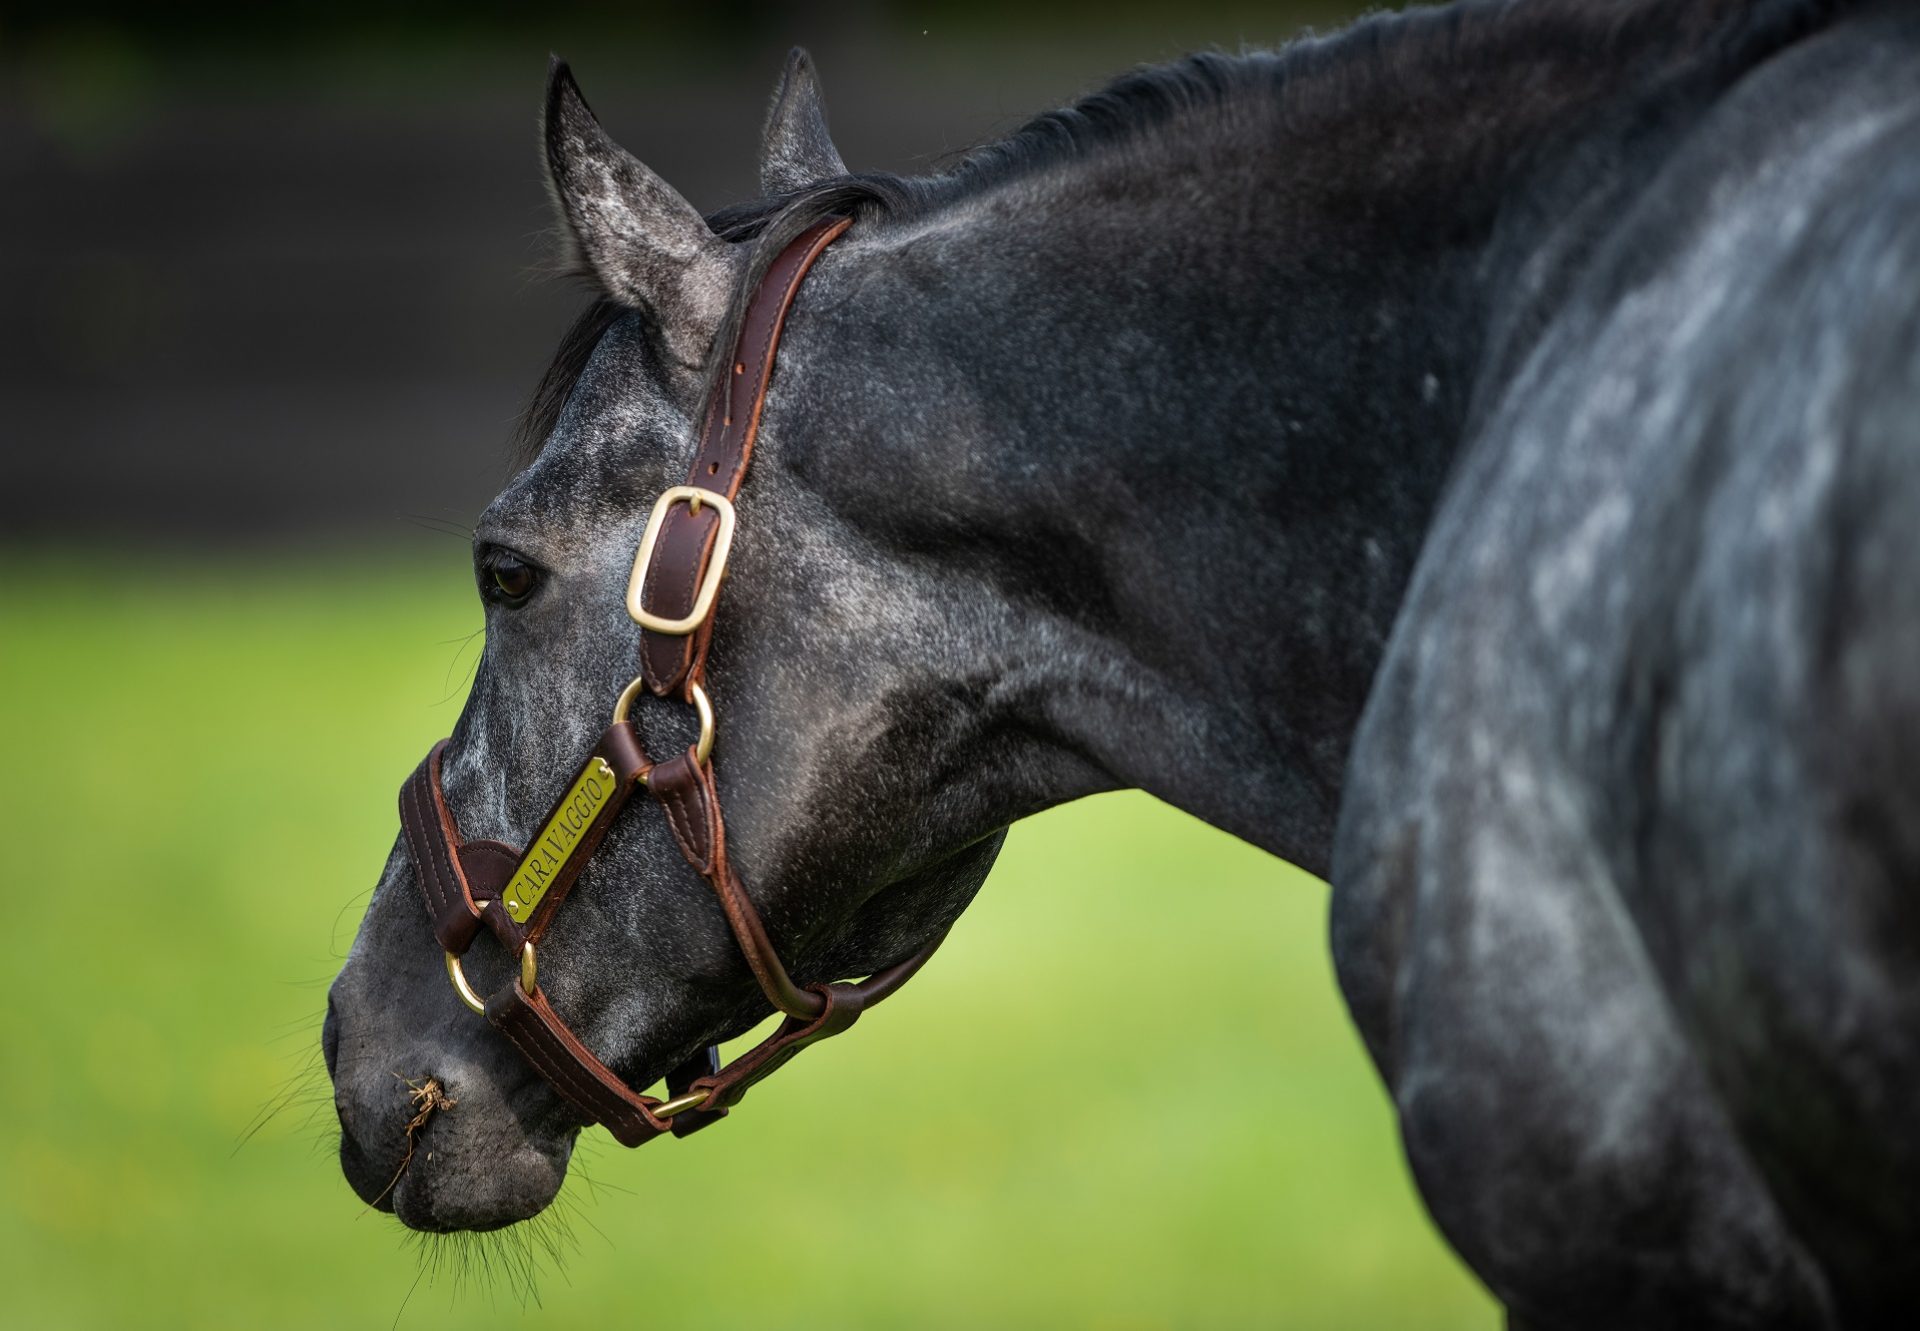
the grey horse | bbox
[325,0,1920,1324]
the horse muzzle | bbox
[325,938,575,1232]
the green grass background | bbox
[0,551,1497,1329]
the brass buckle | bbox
[626,486,736,635]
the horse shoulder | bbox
[1327,17,1920,1323]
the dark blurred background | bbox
[0,0,1361,546]
[2,9,1512,1327]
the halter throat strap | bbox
[396,217,948,1147]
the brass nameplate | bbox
[502,756,618,922]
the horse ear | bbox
[543,59,738,371]
[759,47,847,196]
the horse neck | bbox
[776,2,1818,875]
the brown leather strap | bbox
[406,734,685,1144]
[649,747,823,1019]
[637,215,851,699]
[397,216,956,1149]
[400,743,522,955]
[485,981,671,1147]
[402,728,946,1146]
[400,727,650,956]
[690,931,947,1110]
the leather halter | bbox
[396,217,946,1146]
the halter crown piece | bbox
[397,217,947,1145]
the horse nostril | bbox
[322,996,342,1080]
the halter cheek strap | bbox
[396,217,949,1147]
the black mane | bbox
[508,0,1840,470]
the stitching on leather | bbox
[638,225,839,689]
[711,869,796,1011]
[416,793,465,919]
[654,756,712,868]
[660,791,697,861]
[673,513,709,607]
[400,772,432,883]
[496,1013,579,1097]
[521,1025,613,1112]
[732,223,839,490]
[412,773,460,906]
[402,773,455,913]
[528,997,655,1120]
[427,753,473,880]
[644,508,712,687]
[496,996,651,1128]
[497,1009,616,1118]
[658,776,710,870]
[725,261,788,491]
[645,508,703,613]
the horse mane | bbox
[508,0,1844,471]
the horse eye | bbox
[481,550,539,606]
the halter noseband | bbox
[396,217,945,1146]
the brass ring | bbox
[611,675,715,767]
[445,952,485,1015]
[611,674,647,726]
[689,682,715,766]
[445,944,537,1015]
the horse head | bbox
[324,54,1027,1231]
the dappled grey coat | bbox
[327,1,1920,1326]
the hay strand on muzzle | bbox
[366,1075,456,1212]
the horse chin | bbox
[385,1130,572,1233]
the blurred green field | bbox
[0,551,1496,1329]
